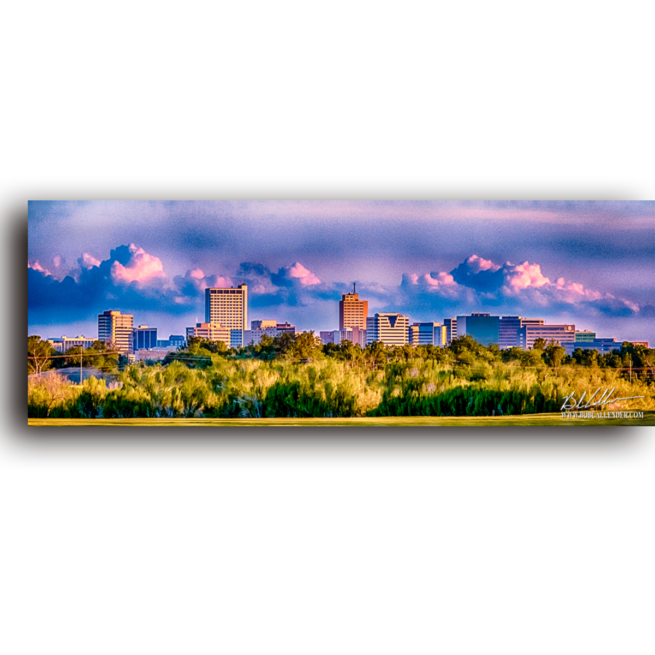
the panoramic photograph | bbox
[27,200,655,426]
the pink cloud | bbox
[283,262,321,286]
[28,260,50,275]
[503,261,551,291]
[111,244,166,284]
[463,254,501,273]
[79,252,101,269]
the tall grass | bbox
[28,354,655,419]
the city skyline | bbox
[28,201,655,342]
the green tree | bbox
[86,340,120,372]
[544,340,566,367]
[501,347,525,363]
[28,335,54,375]
[521,349,544,367]
[288,331,322,361]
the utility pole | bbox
[80,346,83,385]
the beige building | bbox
[205,284,248,330]
[243,327,279,346]
[366,313,409,346]
[186,323,231,346]
[98,310,134,354]
[251,319,277,329]
[339,288,368,331]
[518,323,575,349]
[48,335,96,353]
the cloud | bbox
[28,242,649,336]
[398,254,644,320]
[110,244,166,284]
[28,260,50,276]
[271,262,321,287]
[79,253,101,270]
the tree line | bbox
[28,332,655,419]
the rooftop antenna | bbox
[353,282,356,294]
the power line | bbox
[27,351,123,359]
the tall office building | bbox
[339,286,368,331]
[204,284,247,348]
[456,313,500,347]
[409,322,446,346]
[98,310,134,354]
[133,325,158,351]
[575,330,596,342]
[205,284,248,329]
[498,316,522,349]
[443,318,457,344]
[498,316,544,349]
[366,313,409,346]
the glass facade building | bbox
[133,325,158,351]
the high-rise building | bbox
[498,316,544,349]
[366,313,409,346]
[98,310,134,354]
[498,316,522,349]
[339,286,368,331]
[456,313,500,346]
[519,323,575,349]
[443,318,457,344]
[409,322,446,346]
[205,284,248,329]
[133,325,158,351]
[575,330,597,343]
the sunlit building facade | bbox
[98,310,134,354]
[409,322,446,346]
[186,322,231,347]
[251,319,277,330]
[366,313,409,346]
[47,335,97,353]
[339,290,368,331]
[518,323,575,349]
[443,318,457,344]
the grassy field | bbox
[28,412,655,427]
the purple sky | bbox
[28,200,655,344]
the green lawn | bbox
[28,412,655,427]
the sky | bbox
[27,200,655,344]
